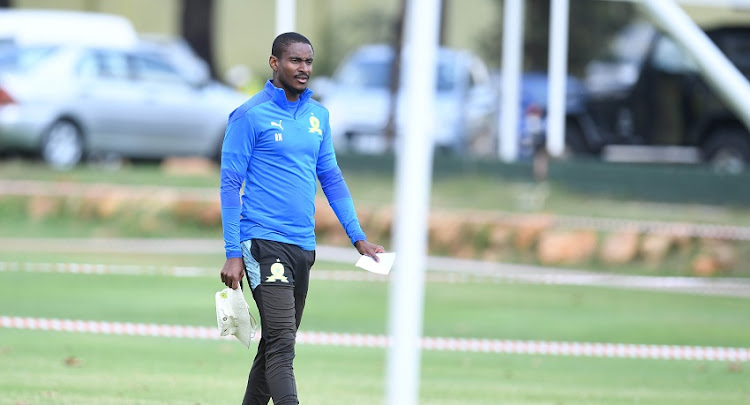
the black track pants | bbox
[241,239,314,405]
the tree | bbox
[384,0,407,146]
[315,7,398,76]
[180,0,218,79]
[0,0,10,8]
[478,0,637,76]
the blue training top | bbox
[220,80,366,258]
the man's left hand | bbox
[354,240,385,262]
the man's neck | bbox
[272,79,301,102]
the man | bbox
[219,32,384,405]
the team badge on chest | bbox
[309,115,322,135]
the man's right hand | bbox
[220,257,244,289]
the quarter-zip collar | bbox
[263,79,314,114]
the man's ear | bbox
[269,55,278,73]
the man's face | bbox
[271,42,313,100]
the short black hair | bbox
[271,32,313,58]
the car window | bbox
[651,36,698,74]
[336,59,391,88]
[437,60,457,91]
[77,50,130,80]
[130,54,185,84]
[0,44,57,71]
[598,22,656,65]
[76,52,98,78]
[101,52,129,79]
[718,34,750,71]
[335,54,459,91]
[468,56,490,87]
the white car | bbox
[314,44,497,155]
[137,33,212,85]
[0,9,247,168]
[0,41,247,168]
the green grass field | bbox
[2,330,747,405]
[2,160,749,403]
[1,260,749,404]
[2,266,750,345]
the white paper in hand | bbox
[215,286,257,348]
[355,252,396,275]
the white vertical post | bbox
[546,0,569,157]
[385,0,440,403]
[275,0,295,35]
[499,0,525,162]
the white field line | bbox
[2,316,747,362]
[3,179,750,241]
[2,261,750,298]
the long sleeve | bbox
[220,114,254,258]
[316,118,366,245]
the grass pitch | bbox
[1,331,747,405]
[1,264,749,404]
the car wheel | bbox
[703,128,750,175]
[41,120,84,169]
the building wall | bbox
[12,0,496,81]
[686,5,750,28]
[12,0,750,82]
[13,0,179,33]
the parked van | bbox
[581,21,750,173]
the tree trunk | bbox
[384,0,407,149]
[0,0,11,8]
[180,0,218,79]
[439,0,448,46]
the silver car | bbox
[0,41,247,168]
[314,44,497,155]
